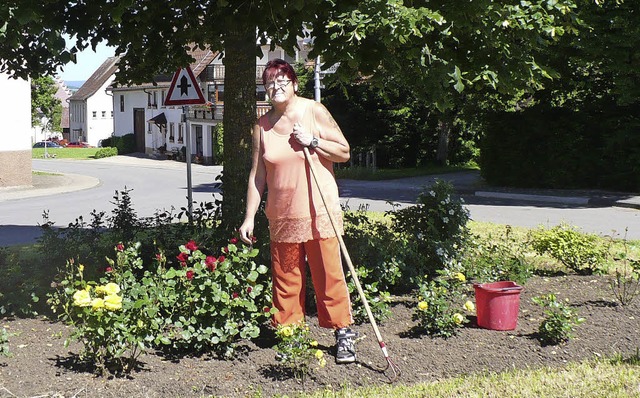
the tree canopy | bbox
[31,76,62,135]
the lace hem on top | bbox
[269,211,344,243]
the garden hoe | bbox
[303,146,401,382]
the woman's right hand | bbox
[238,218,255,244]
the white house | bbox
[109,43,309,164]
[0,72,32,188]
[68,57,118,146]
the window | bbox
[161,90,166,108]
[110,111,113,118]
[178,123,184,143]
[120,95,125,112]
[102,111,106,118]
[147,92,157,108]
[169,123,175,142]
[92,111,97,119]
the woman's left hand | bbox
[292,122,313,147]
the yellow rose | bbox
[72,289,92,307]
[418,301,429,311]
[452,313,464,325]
[318,357,327,368]
[454,273,466,283]
[315,349,324,360]
[310,340,318,347]
[104,294,123,311]
[464,300,475,312]
[78,264,84,273]
[279,326,293,337]
[96,283,121,296]
[91,298,105,310]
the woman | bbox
[238,59,356,364]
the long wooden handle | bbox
[302,147,384,344]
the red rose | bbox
[251,236,257,243]
[232,292,239,299]
[263,307,271,313]
[247,287,253,294]
[185,240,198,251]
[116,244,124,252]
[223,247,229,254]
[230,237,238,244]
[177,252,189,263]
[105,267,113,273]
[186,270,194,280]
[205,256,217,271]
[217,255,225,263]
[155,253,163,261]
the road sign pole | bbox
[183,106,193,224]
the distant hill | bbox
[64,80,85,91]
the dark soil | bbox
[1,274,639,398]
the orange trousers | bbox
[269,237,353,329]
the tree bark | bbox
[221,29,256,232]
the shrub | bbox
[389,180,470,282]
[532,294,585,346]
[345,266,392,325]
[274,322,326,382]
[412,268,473,338]
[529,223,608,275]
[609,231,640,306]
[462,225,533,285]
[48,239,274,374]
[94,147,118,158]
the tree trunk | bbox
[221,29,256,232]
[436,112,452,166]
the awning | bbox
[148,112,167,127]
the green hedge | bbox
[101,134,136,155]
[480,106,640,191]
[94,147,118,159]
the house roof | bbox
[69,56,119,101]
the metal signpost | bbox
[164,66,206,223]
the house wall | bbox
[68,100,86,142]
[85,77,116,147]
[0,73,32,187]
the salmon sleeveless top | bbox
[260,102,344,243]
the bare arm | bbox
[239,122,266,244]
[293,101,350,163]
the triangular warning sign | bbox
[164,66,206,106]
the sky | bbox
[56,40,116,82]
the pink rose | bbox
[105,267,113,273]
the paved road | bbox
[0,156,639,245]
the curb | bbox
[474,191,590,205]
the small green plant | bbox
[274,322,326,382]
[346,266,392,324]
[609,231,640,306]
[529,223,607,275]
[532,294,585,345]
[462,225,533,285]
[0,326,10,357]
[413,268,474,338]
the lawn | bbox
[32,147,101,159]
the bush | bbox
[274,322,326,382]
[529,223,608,275]
[94,147,118,159]
[412,269,474,338]
[532,294,585,346]
[104,134,136,154]
[389,180,470,282]
[462,225,533,285]
[48,239,274,374]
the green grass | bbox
[335,164,479,181]
[290,357,640,398]
[32,147,102,159]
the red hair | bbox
[262,58,298,87]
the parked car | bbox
[33,141,63,148]
[66,141,91,148]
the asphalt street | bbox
[0,155,639,246]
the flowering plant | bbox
[274,322,326,382]
[413,267,473,338]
